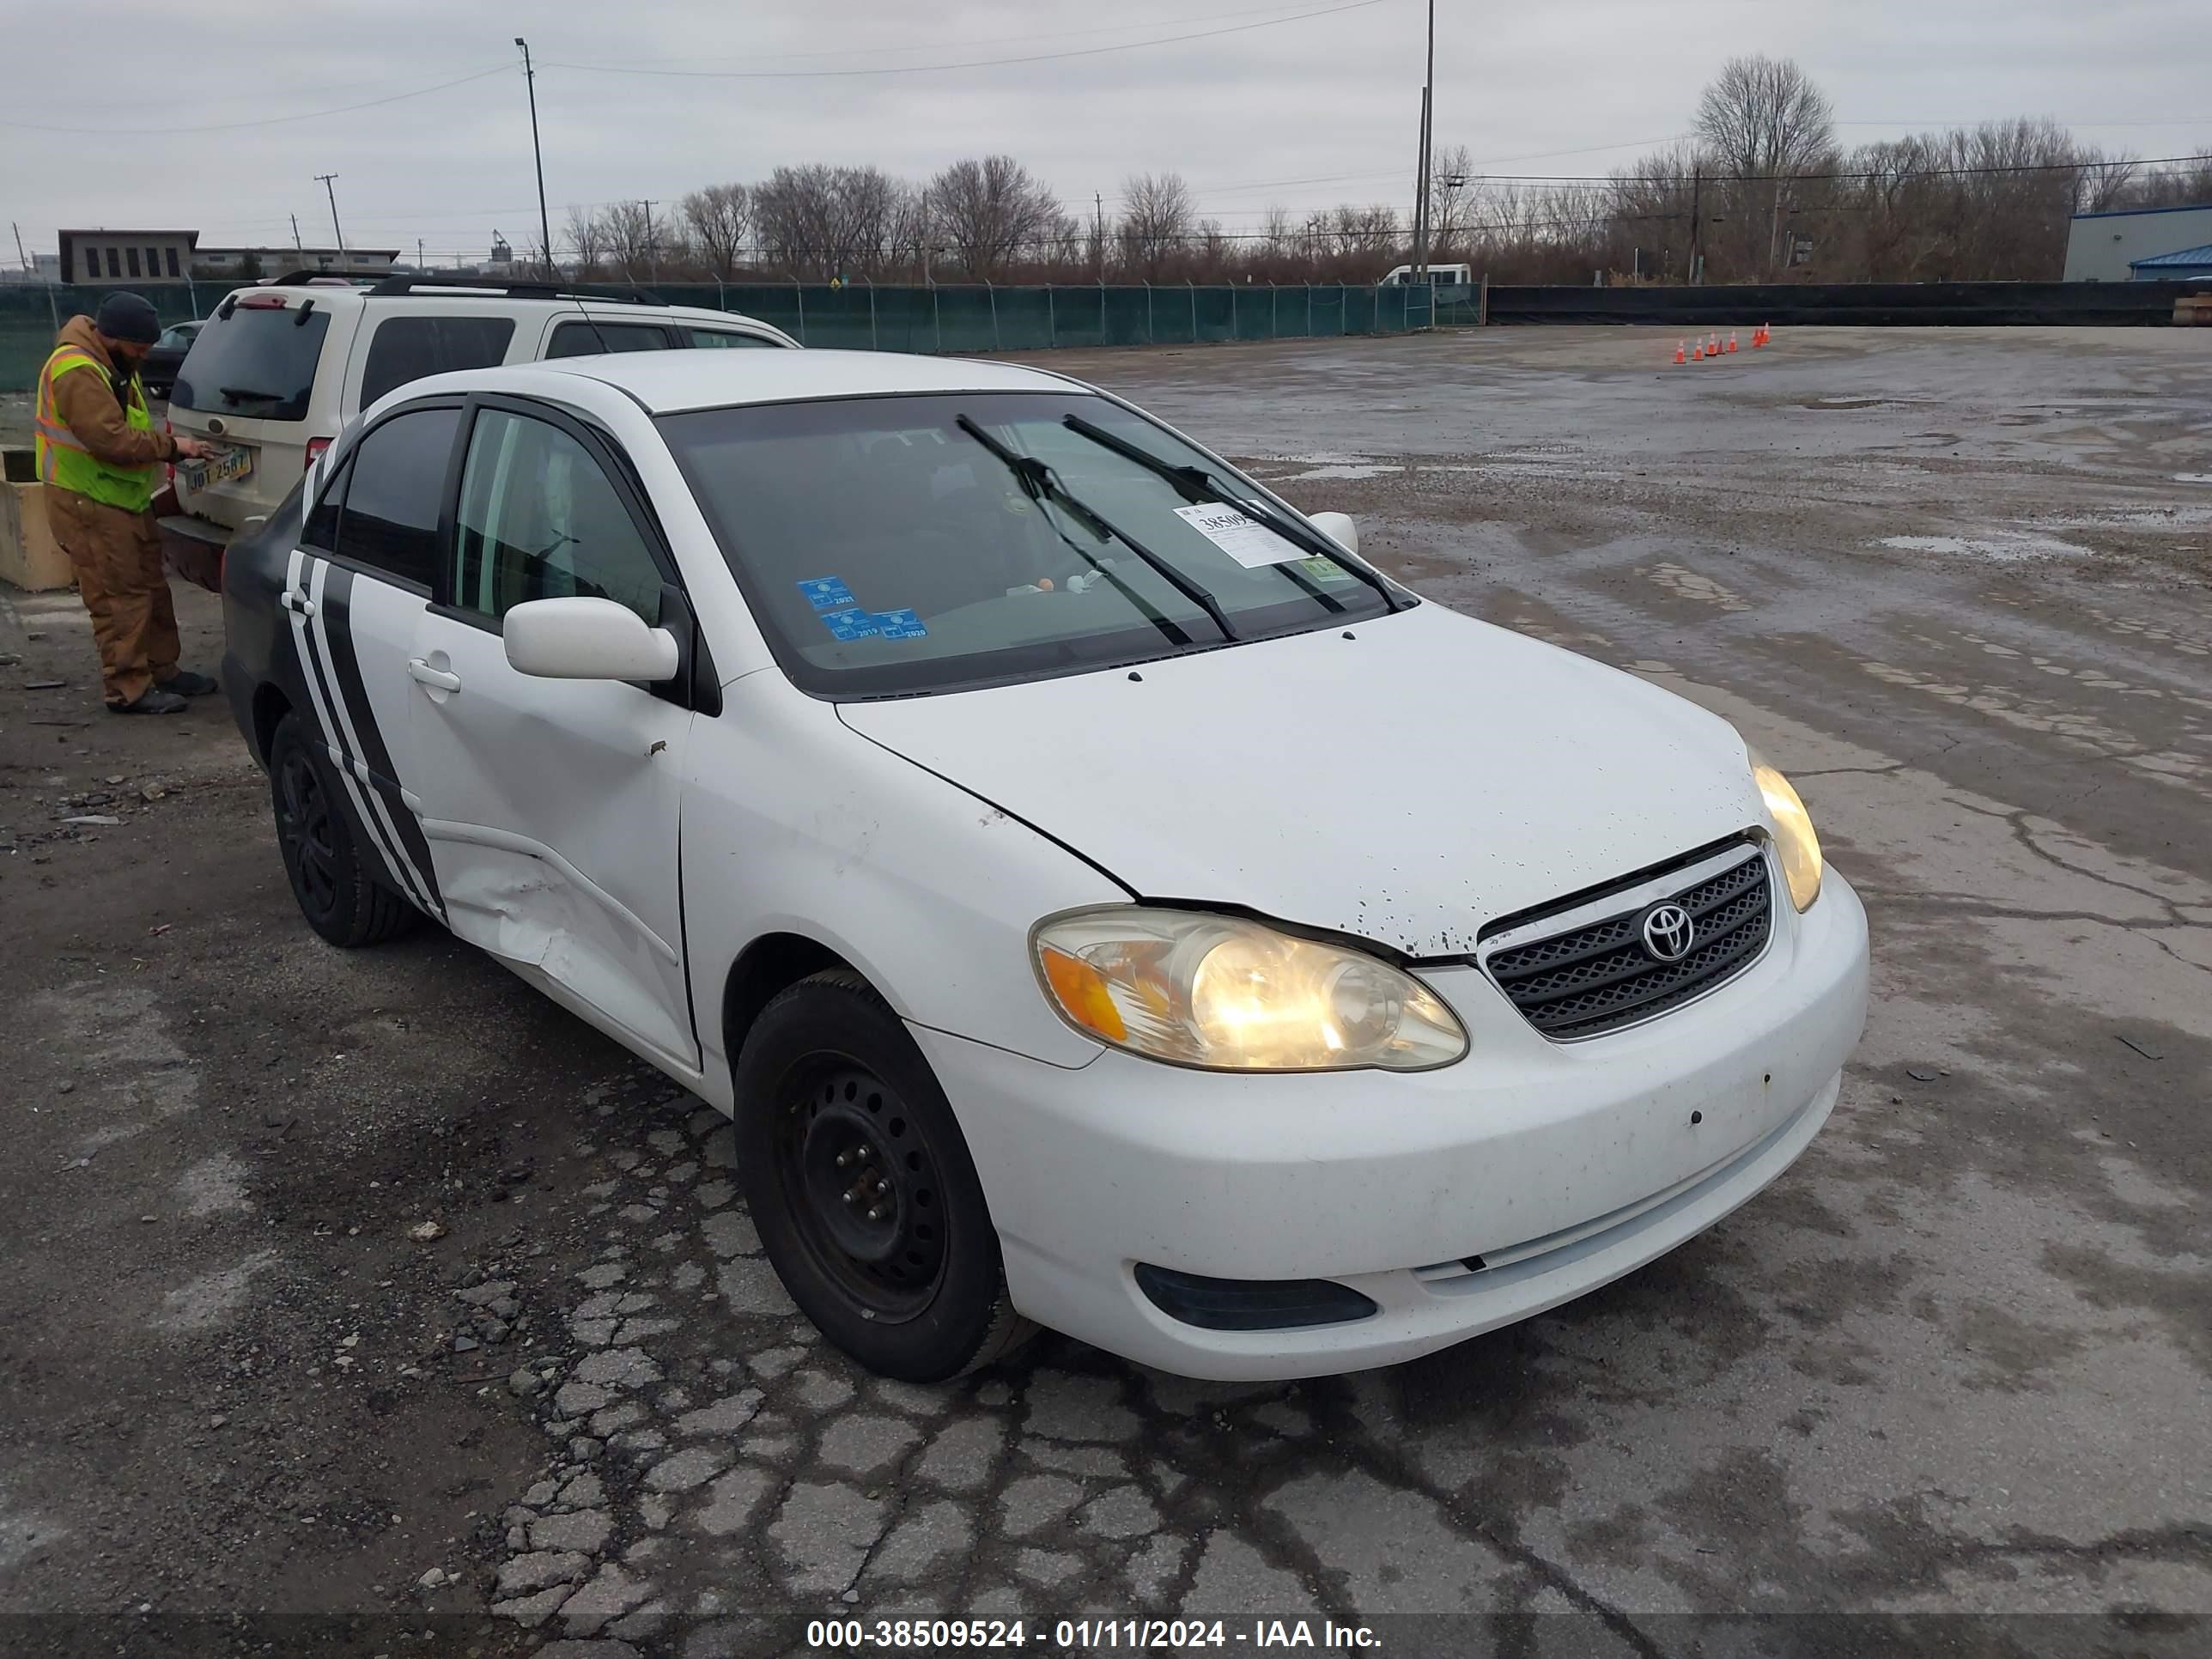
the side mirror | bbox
[1309,511,1358,556]
[504,597,680,683]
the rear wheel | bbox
[267,712,416,948]
[734,970,1034,1382]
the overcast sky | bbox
[5,0,2209,262]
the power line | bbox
[0,64,511,135]
[541,0,1390,79]
[580,1,1370,69]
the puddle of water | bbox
[1877,532,2094,563]
[2174,474,2212,485]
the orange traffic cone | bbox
[1707,331,1721,357]
[1674,340,1686,364]
[1726,330,1739,353]
[1756,322,1771,347]
[1692,342,1704,360]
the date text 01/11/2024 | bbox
[804,1618,1383,1650]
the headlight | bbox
[1751,751,1823,911]
[1032,908,1468,1072]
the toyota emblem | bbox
[1640,902,1696,962]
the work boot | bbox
[111,687,189,715]
[157,669,220,697]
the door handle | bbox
[408,659,462,693]
[280,592,316,617]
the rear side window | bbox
[546,320,672,357]
[172,304,333,422]
[680,327,783,349]
[360,317,517,407]
[331,408,459,589]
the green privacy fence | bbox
[672,281,1429,353]
[0,282,208,397]
[1,280,1429,395]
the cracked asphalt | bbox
[2,325,2207,1658]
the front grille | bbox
[1486,850,1772,1039]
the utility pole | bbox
[417,237,426,270]
[641,199,658,285]
[1688,164,1702,285]
[1095,191,1105,283]
[315,173,345,256]
[1412,0,1434,290]
[11,222,27,272]
[515,38,555,279]
[290,213,302,252]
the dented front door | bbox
[402,400,699,1071]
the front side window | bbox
[546,320,672,358]
[330,407,459,587]
[660,392,1388,698]
[359,316,517,407]
[453,410,665,623]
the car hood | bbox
[836,602,1767,957]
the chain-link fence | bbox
[1,279,1431,396]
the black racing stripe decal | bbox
[318,565,446,916]
[294,559,424,909]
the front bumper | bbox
[917,869,1869,1380]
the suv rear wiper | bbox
[218,386,283,407]
[1060,413,1402,613]
[954,415,1235,644]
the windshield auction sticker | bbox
[1173,502,1305,568]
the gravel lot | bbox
[3,325,2206,1657]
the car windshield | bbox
[172,303,330,422]
[659,392,1389,697]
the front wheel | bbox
[267,711,416,949]
[733,970,1035,1382]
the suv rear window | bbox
[360,316,517,406]
[172,304,332,422]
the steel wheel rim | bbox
[772,1059,948,1323]
[277,749,338,917]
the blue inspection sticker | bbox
[872,608,928,641]
[797,576,857,611]
[820,608,880,641]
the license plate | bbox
[183,446,253,491]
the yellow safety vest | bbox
[34,345,160,513]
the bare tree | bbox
[682,184,750,276]
[1694,55,1838,277]
[1119,172,1194,276]
[564,204,606,277]
[753,164,905,278]
[925,155,1062,280]
[600,201,660,279]
[1427,145,1476,254]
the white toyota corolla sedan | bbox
[220,348,1869,1382]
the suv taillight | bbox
[306,436,334,467]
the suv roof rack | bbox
[364,275,670,306]
[263,270,371,287]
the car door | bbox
[280,403,462,923]
[407,397,700,1070]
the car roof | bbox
[491,349,1086,414]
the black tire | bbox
[267,711,416,949]
[733,970,1036,1382]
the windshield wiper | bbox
[954,415,1235,645]
[218,386,283,407]
[1060,414,1402,614]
